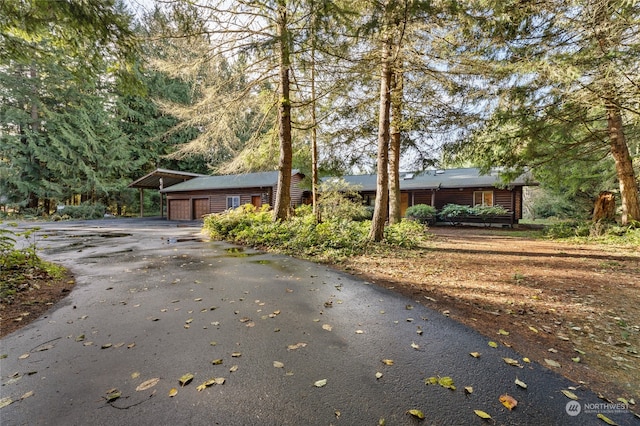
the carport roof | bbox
[129,168,205,190]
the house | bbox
[159,170,305,221]
[130,167,532,223]
[331,168,533,225]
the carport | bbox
[128,168,204,218]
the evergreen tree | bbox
[442,0,640,224]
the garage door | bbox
[169,199,190,220]
[193,198,210,219]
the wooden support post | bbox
[139,188,144,218]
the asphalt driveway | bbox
[0,219,636,425]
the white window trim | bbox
[226,195,241,209]
[473,191,494,207]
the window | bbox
[473,191,493,207]
[226,196,240,209]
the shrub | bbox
[317,178,370,221]
[470,205,509,216]
[56,203,106,220]
[438,204,473,224]
[384,219,426,248]
[405,204,436,224]
[203,203,427,262]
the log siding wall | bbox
[165,173,305,220]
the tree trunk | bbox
[369,38,392,242]
[593,0,640,224]
[592,191,616,222]
[606,101,640,224]
[310,1,320,222]
[388,66,403,225]
[273,1,293,221]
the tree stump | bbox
[592,191,616,222]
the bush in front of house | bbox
[470,205,509,217]
[438,204,473,223]
[405,204,437,224]
[439,203,510,225]
[203,203,427,261]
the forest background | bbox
[1,0,639,229]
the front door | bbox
[251,195,262,208]
[400,193,409,217]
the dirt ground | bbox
[2,225,638,413]
[339,226,640,409]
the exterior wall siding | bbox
[165,173,304,220]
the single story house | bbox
[159,170,305,221]
[130,167,533,223]
[328,168,534,224]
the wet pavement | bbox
[0,218,637,425]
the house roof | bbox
[327,168,534,191]
[128,168,205,190]
[160,170,302,193]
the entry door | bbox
[251,195,262,208]
[400,193,409,217]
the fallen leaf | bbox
[379,418,386,425]
[375,372,383,379]
[438,376,456,390]
[407,409,425,420]
[545,359,561,368]
[131,372,140,379]
[597,413,618,425]
[314,379,327,388]
[273,361,284,368]
[322,324,333,331]
[515,378,527,389]
[470,352,481,358]
[474,410,492,420]
[411,342,420,350]
[355,330,365,334]
[503,358,522,367]
[561,389,579,400]
[499,394,518,410]
[488,341,498,348]
[381,359,394,366]
[464,386,473,394]
[231,352,242,357]
[498,329,510,336]
[572,357,581,363]
[168,388,178,397]
[106,390,121,402]
[75,334,85,342]
[230,365,239,372]
[211,359,223,365]
[179,373,194,387]
[529,326,539,333]
[0,397,13,408]
[101,343,112,349]
[20,391,34,400]
[136,378,160,391]
[287,342,307,350]
[197,378,218,391]
[213,377,225,385]
[522,357,531,363]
